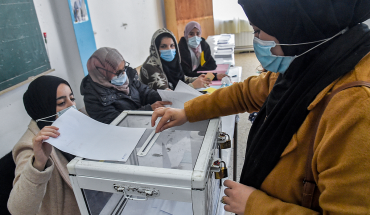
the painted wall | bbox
[0,0,166,158]
[0,0,85,158]
[88,0,166,68]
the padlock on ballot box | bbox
[218,132,231,149]
[215,161,228,179]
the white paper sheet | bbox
[175,80,203,97]
[46,108,145,162]
[157,81,203,109]
[157,90,199,109]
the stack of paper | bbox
[217,34,231,44]
[217,34,235,48]
[215,47,234,58]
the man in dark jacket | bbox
[81,47,170,124]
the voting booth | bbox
[67,111,229,215]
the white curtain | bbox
[213,0,253,35]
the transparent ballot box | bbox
[67,111,225,215]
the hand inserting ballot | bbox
[151,108,188,133]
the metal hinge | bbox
[113,184,160,201]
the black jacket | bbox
[80,67,161,124]
[178,37,218,80]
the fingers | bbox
[199,74,206,78]
[155,111,172,133]
[151,107,167,127]
[34,135,50,145]
[41,127,60,136]
[160,101,172,105]
[205,79,212,84]
[223,196,231,205]
[224,204,233,213]
[224,187,232,197]
[158,119,179,132]
[223,179,235,188]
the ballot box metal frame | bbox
[67,111,224,215]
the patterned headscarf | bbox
[140,28,185,90]
[184,21,202,58]
[87,47,130,95]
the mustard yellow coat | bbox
[184,53,370,214]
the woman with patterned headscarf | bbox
[178,21,227,81]
[81,47,170,124]
[151,0,370,214]
[8,76,80,215]
[140,28,211,90]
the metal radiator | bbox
[234,31,254,51]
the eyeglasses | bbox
[97,62,130,77]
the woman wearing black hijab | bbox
[8,76,80,215]
[151,0,370,214]
[140,28,211,90]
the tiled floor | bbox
[224,52,259,215]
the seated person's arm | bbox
[8,128,57,215]
[84,95,122,124]
[140,65,170,90]
[131,68,172,110]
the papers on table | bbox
[217,34,231,44]
[203,87,218,94]
[198,64,230,74]
[217,34,235,47]
[215,47,234,58]
[157,81,202,109]
[46,108,145,162]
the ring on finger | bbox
[220,196,226,204]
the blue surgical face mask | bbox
[160,49,176,62]
[253,28,348,74]
[36,105,77,123]
[111,73,127,86]
[188,36,202,48]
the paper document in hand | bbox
[157,90,199,109]
[174,80,203,96]
[46,108,145,162]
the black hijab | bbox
[23,75,75,162]
[155,33,185,89]
[238,0,370,188]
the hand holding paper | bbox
[45,108,145,162]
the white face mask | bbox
[36,105,77,123]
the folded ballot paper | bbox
[157,81,203,109]
[46,108,145,162]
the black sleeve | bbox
[83,92,122,124]
[131,68,162,105]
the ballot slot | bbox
[117,115,206,170]
[137,131,160,156]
